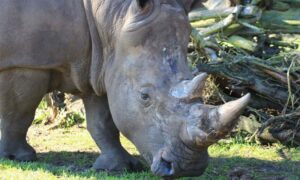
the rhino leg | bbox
[0,69,49,161]
[83,95,143,172]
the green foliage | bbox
[33,99,50,125]
[227,131,253,145]
[290,147,300,161]
[58,112,85,128]
[33,111,50,125]
[33,98,86,128]
[37,99,48,110]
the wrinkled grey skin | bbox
[0,0,249,178]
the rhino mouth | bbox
[150,143,208,177]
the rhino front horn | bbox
[171,73,208,100]
[180,93,251,148]
[218,93,251,127]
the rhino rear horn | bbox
[171,73,208,101]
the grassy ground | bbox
[0,125,299,180]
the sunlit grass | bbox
[0,125,299,179]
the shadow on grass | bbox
[0,151,299,179]
[208,156,300,179]
[0,151,155,179]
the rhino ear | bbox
[136,0,150,9]
[125,0,160,31]
[183,0,232,12]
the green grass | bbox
[0,125,299,179]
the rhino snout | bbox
[150,147,208,178]
[179,93,251,148]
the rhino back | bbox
[0,0,90,70]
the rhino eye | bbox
[141,92,150,101]
[138,86,154,107]
[139,91,152,107]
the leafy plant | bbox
[58,112,85,128]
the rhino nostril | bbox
[161,157,173,174]
[151,154,175,177]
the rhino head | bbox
[104,0,250,177]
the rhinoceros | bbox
[0,0,250,177]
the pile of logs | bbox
[189,0,300,146]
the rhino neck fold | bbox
[83,0,131,96]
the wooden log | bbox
[260,9,300,30]
[280,0,300,3]
[199,14,235,36]
[190,18,217,28]
[270,1,290,11]
[227,35,257,52]
[189,6,240,22]
[237,116,278,143]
